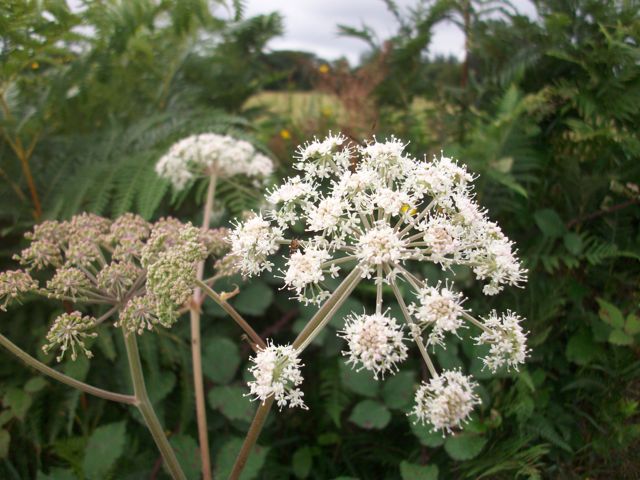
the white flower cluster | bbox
[156,133,274,190]
[409,282,466,347]
[247,342,307,410]
[475,310,528,372]
[230,133,529,431]
[411,370,481,434]
[232,133,525,301]
[339,312,408,379]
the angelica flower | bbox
[409,283,466,346]
[247,342,307,410]
[282,246,333,305]
[339,312,408,379]
[156,133,274,190]
[43,311,98,362]
[475,310,528,372]
[46,267,92,301]
[228,214,283,276]
[411,370,481,433]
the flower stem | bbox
[190,173,217,480]
[462,311,491,334]
[229,396,275,480]
[0,333,136,404]
[122,329,186,480]
[230,268,363,479]
[388,277,438,378]
[292,267,363,351]
[196,279,266,351]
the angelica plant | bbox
[223,133,529,477]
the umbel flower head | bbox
[339,312,408,379]
[230,133,530,430]
[411,370,481,434]
[247,342,307,410]
[6,213,231,362]
[156,133,274,190]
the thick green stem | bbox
[388,275,438,378]
[229,397,274,480]
[230,268,363,479]
[0,333,136,404]
[292,267,363,350]
[122,330,186,480]
[294,268,363,352]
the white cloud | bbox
[241,0,537,64]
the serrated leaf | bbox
[24,377,47,394]
[444,433,487,460]
[292,446,312,479]
[597,298,625,328]
[233,281,273,316]
[625,314,640,335]
[382,371,415,410]
[400,461,438,480]
[208,385,254,422]
[3,388,32,421]
[566,329,597,365]
[339,361,379,397]
[608,328,633,346]
[0,429,9,459]
[82,421,126,480]
[170,435,200,480]
[563,232,583,255]
[534,209,565,238]
[348,400,391,430]
[203,337,241,384]
[410,421,445,447]
[215,437,269,480]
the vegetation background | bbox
[0,0,639,478]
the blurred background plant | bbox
[1,0,639,479]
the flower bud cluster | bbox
[5,213,230,361]
[42,311,98,362]
[0,270,37,311]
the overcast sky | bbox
[242,0,537,64]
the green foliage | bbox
[1,0,640,478]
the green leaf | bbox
[37,468,76,480]
[24,377,47,394]
[400,461,439,480]
[203,337,241,384]
[382,371,415,410]
[215,437,269,480]
[534,209,565,238]
[410,421,445,447]
[170,435,200,480]
[208,385,254,422]
[292,446,313,479]
[0,429,9,459]
[566,329,597,365]
[625,314,640,335]
[348,400,391,430]
[3,388,32,421]
[82,421,126,480]
[608,328,634,346]
[596,298,625,328]
[563,232,583,255]
[444,433,487,461]
[233,281,273,316]
[339,361,379,397]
